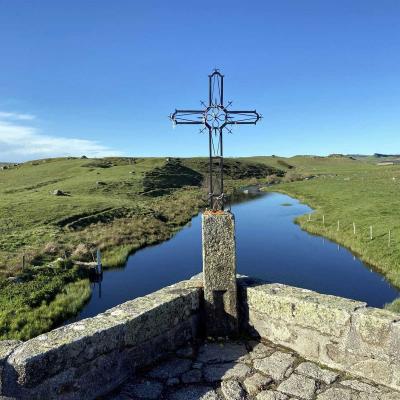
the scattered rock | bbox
[0,340,21,361]
[244,372,272,396]
[316,387,352,400]
[203,362,251,382]
[356,393,380,400]
[256,390,289,400]
[221,379,246,400]
[147,358,191,379]
[100,339,400,400]
[253,351,296,381]
[340,380,380,394]
[121,380,163,399]
[176,345,195,358]
[296,362,339,384]
[181,369,202,384]
[381,393,400,400]
[6,276,23,283]
[197,342,247,364]
[52,189,68,196]
[168,385,220,400]
[277,373,316,399]
[249,342,275,360]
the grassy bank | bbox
[0,264,91,340]
[0,156,280,339]
[259,156,400,301]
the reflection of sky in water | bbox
[72,192,399,322]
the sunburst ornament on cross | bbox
[170,69,261,211]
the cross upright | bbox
[170,69,261,210]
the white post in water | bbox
[202,210,238,337]
[353,222,356,235]
[97,249,103,275]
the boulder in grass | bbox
[52,189,68,196]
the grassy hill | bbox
[2,153,400,339]
[0,156,280,339]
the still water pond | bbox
[74,192,399,321]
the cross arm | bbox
[170,109,204,125]
[226,110,261,125]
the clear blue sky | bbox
[0,0,399,161]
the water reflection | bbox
[71,192,399,322]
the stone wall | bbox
[0,279,203,400]
[239,277,400,391]
[2,275,400,399]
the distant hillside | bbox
[374,153,400,158]
[0,156,283,275]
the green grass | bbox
[385,298,400,314]
[0,156,279,339]
[0,263,90,340]
[0,278,91,340]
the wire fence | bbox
[305,213,395,248]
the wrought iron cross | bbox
[170,69,261,210]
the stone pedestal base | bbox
[202,211,238,337]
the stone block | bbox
[0,341,21,395]
[391,321,400,361]
[295,362,339,384]
[246,283,366,338]
[317,387,352,400]
[3,282,202,399]
[197,342,247,364]
[253,351,295,381]
[221,379,245,400]
[347,308,399,357]
[203,362,251,382]
[348,358,393,387]
[277,373,316,400]
[256,391,289,400]
[168,385,220,400]
[248,309,331,362]
[243,372,272,395]
[202,211,238,337]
